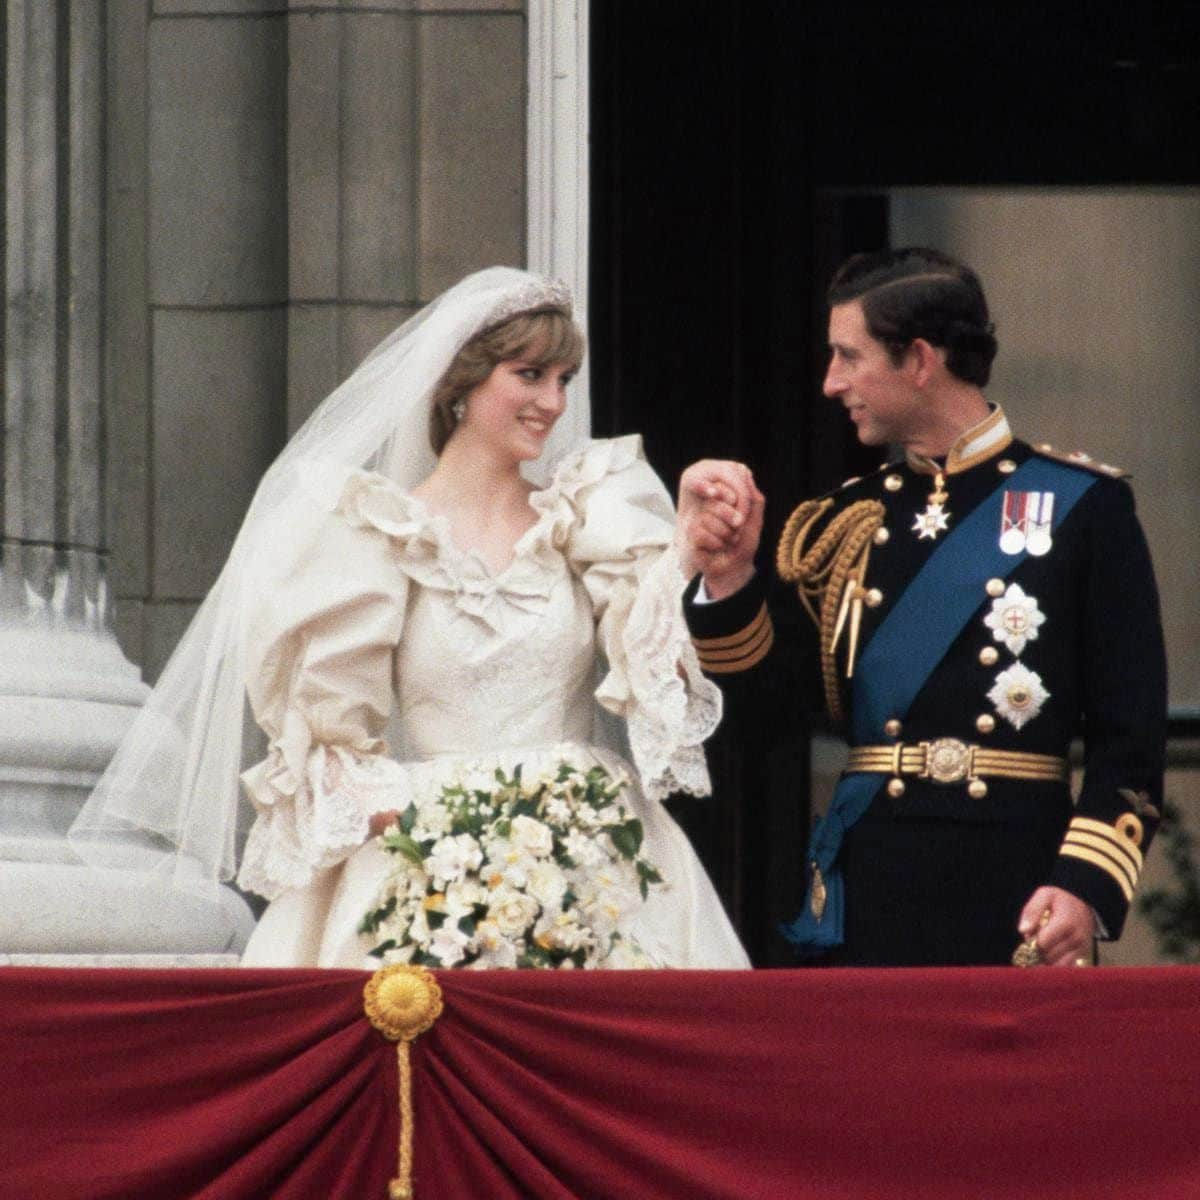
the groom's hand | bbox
[677,460,764,599]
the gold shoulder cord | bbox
[777,498,886,723]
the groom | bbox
[676,246,1166,967]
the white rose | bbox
[563,829,606,869]
[444,879,484,920]
[488,890,540,937]
[535,911,592,953]
[429,925,470,967]
[427,833,483,886]
[482,839,533,888]
[510,814,554,858]
[413,801,453,839]
[526,862,568,908]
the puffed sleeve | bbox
[236,469,412,901]
[557,435,722,799]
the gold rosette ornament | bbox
[364,964,445,1200]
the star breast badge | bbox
[987,662,1050,730]
[983,583,1046,656]
[912,502,950,540]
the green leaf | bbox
[384,830,426,866]
[358,895,397,934]
[609,819,644,859]
[636,859,663,899]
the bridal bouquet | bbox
[359,759,662,969]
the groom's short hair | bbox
[828,247,999,387]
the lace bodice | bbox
[236,436,722,901]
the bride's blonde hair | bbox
[428,308,585,454]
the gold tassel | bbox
[363,964,445,1200]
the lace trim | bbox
[237,742,407,900]
[599,546,722,800]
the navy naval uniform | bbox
[685,407,1167,966]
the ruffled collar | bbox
[333,435,643,632]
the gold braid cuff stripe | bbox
[364,964,445,1200]
[694,605,774,672]
[692,603,769,651]
[846,743,1068,784]
[1067,816,1145,872]
[777,497,886,723]
[1058,842,1136,903]
[1061,831,1139,894]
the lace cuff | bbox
[237,736,408,900]
[594,546,722,800]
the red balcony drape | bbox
[2,965,1198,1199]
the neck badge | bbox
[1000,490,1055,556]
[912,470,950,541]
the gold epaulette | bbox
[693,602,774,674]
[1059,815,1146,903]
[776,497,885,723]
[1031,443,1129,479]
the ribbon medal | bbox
[1000,490,1055,557]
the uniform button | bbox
[998,459,1017,474]
[976,714,996,734]
[884,718,902,738]
[864,588,884,608]
[979,646,1000,666]
[884,474,904,492]
[986,578,1006,597]
[887,777,906,798]
[873,527,891,546]
[967,779,988,799]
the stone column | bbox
[1,0,252,960]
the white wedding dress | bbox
[238,435,750,969]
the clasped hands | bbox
[676,459,765,600]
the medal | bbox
[1025,491,1054,556]
[1000,490,1055,556]
[912,470,950,541]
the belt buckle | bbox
[921,738,973,784]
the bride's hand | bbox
[677,459,764,597]
[368,810,400,837]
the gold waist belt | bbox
[846,739,1068,785]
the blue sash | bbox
[782,456,1097,952]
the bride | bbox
[73,267,749,970]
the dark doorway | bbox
[588,1,1200,965]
